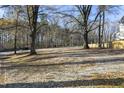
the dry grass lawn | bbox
[0,47,124,88]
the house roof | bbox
[120,16,124,24]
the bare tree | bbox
[27,5,40,55]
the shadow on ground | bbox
[1,57,124,69]
[0,78,124,88]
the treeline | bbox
[0,5,121,54]
[0,19,84,50]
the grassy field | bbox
[0,47,124,88]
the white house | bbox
[114,16,124,40]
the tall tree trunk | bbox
[102,11,105,48]
[30,31,37,54]
[83,32,89,49]
[14,31,17,54]
[14,12,18,54]
[30,18,37,55]
[29,6,39,55]
[0,34,1,48]
[98,13,102,48]
[83,19,89,49]
[27,34,29,48]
